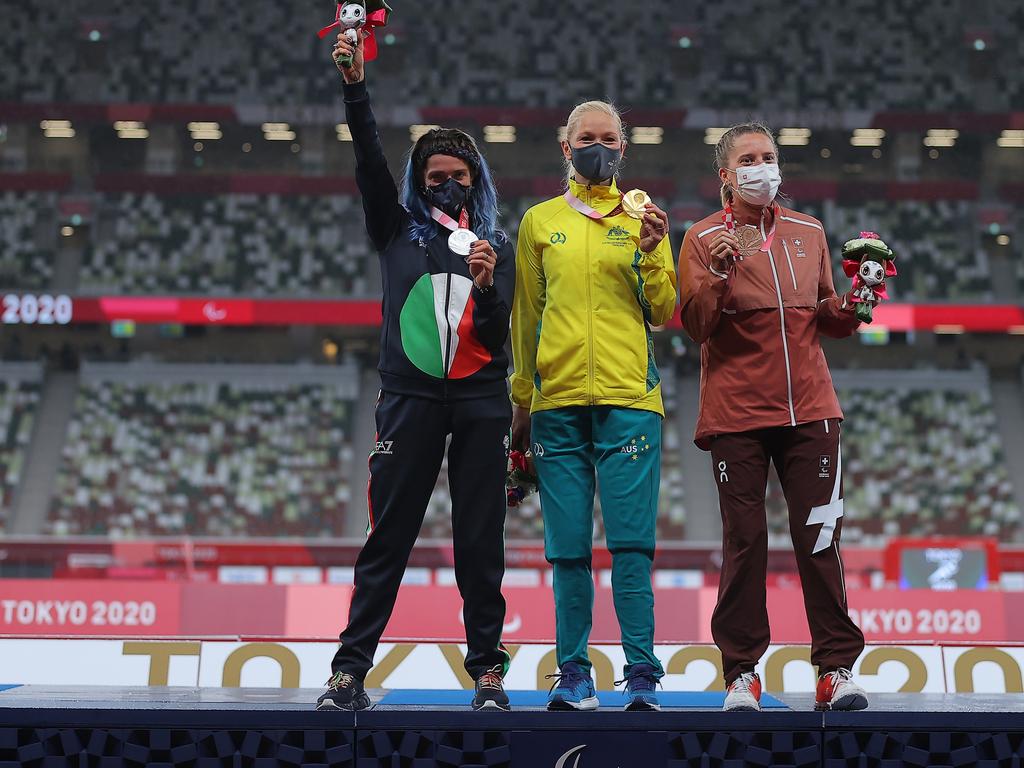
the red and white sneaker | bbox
[723,672,762,712]
[815,668,868,711]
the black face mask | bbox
[426,177,472,218]
[570,144,622,184]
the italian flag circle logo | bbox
[399,273,492,379]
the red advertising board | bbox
[0,580,1014,643]
[0,580,181,636]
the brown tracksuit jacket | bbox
[679,204,859,449]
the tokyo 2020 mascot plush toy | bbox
[841,231,897,324]
[318,0,392,68]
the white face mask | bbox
[730,162,782,208]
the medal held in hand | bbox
[448,228,478,257]
[734,225,763,258]
[841,231,897,324]
[431,207,477,260]
[622,189,653,219]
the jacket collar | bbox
[568,177,621,207]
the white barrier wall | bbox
[1,640,1023,693]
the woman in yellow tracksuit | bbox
[510,100,677,711]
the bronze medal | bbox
[735,225,763,257]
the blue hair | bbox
[401,143,506,247]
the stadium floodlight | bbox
[409,124,441,142]
[336,124,353,142]
[997,130,1024,148]
[924,129,959,148]
[40,119,75,138]
[850,128,885,147]
[778,127,811,146]
[262,123,296,141]
[188,122,222,140]
[483,125,517,144]
[704,127,729,145]
[631,127,664,145]
[114,121,149,139]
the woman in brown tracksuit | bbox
[678,122,868,712]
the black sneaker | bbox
[316,671,370,711]
[472,665,511,711]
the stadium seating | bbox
[764,374,1020,544]
[78,192,542,298]
[82,193,374,296]
[0,192,57,291]
[0,372,42,533]
[791,199,993,302]
[5,0,1022,110]
[68,193,1002,301]
[45,365,359,537]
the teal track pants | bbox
[531,406,664,678]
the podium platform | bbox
[2,685,1023,767]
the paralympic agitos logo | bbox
[554,744,624,768]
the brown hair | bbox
[714,122,778,207]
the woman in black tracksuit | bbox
[316,30,515,712]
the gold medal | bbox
[622,189,652,219]
[735,225,763,257]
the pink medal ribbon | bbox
[563,189,624,220]
[430,206,470,233]
[431,207,476,257]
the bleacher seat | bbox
[46,364,359,537]
[764,373,1021,544]
[0,192,57,291]
[0,368,43,533]
[81,193,374,296]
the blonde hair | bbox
[563,100,626,183]
[714,122,778,207]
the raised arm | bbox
[334,34,402,251]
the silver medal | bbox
[448,228,477,257]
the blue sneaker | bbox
[546,662,599,711]
[618,663,661,712]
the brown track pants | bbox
[709,418,865,686]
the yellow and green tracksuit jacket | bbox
[511,179,678,416]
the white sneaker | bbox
[723,672,762,712]
[816,668,868,711]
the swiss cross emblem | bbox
[819,455,831,478]
[794,238,803,247]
